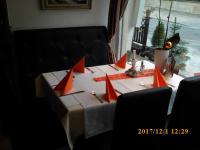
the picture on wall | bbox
[41,0,92,9]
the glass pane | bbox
[144,0,200,77]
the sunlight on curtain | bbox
[113,0,145,60]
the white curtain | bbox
[111,0,146,59]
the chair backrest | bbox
[170,76,200,126]
[111,87,172,150]
[169,76,200,143]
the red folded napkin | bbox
[104,74,118,102]
[115,53,127,68]
[153,67,168,87]
[54,69,73,96]
[73,56,85,73]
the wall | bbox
[6,0,110,31]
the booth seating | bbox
[14,26,114,100]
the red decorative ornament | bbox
[164,41,173,49]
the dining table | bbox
[35,60,183,150]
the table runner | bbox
[72,92,115,138]
[194,72,200,76]
[94,69,154,82]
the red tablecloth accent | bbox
[194,72,200,76]
[94,69,154,82]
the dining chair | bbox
[111,87,172,150]
[10,98,70,150]
[166,76,200,149]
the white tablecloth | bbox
[36,60,183,149]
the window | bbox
[144,0,200,77]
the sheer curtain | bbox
[107,0,128,61]
[107,0,145,59]
[107,0,128,42]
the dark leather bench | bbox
[14,26,114,100]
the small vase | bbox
[154,48,169,73]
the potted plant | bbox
[169,17,190,72]
[153,0,180,73]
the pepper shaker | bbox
[140,60,145,72]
